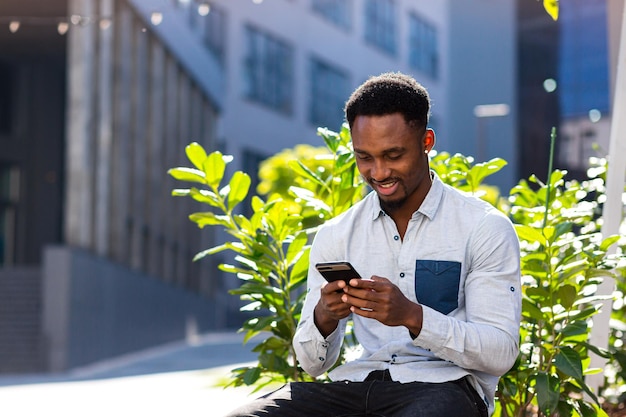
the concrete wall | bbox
[0,267,44,373]
[42,246,228,372]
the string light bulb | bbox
[198,3,210,16]
[57,21,69,35]
[9,21,20,33]
[70,15,83,26]
[99,18,112,30]
[150,12,163,25]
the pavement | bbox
[0,331,275,417]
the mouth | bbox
[372,179,400,197]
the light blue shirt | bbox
[293,173,521,414]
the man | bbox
[226,72,521,416]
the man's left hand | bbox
[342,276,423,336]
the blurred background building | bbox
[0,0,612,374]
[557,0,611,179]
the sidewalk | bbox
[0,332,273,417]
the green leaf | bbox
[192,244,229,261]
[289,159,327,189]
[251,195,265,213]
[230,282,282,296]
[318,127,340,153]
[534,372,560,415]
[561,321,588,340]
[600,234,620,252]
[242,367,262,385]
[286,232,308,265]
[515,225,546,246]
[521,297,546,321]
[203,151,227,188]
[243,315,276,332]
[189,212,232,228]
[227,171,251,210]
[557,284,577,309]
[467,158,507,189]
[171,188,190,197]
[185,142,208,170]
[289,247,310,288]
[189,187,222,207]
[168,167,206,184]
[554,346,583,380]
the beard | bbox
[379,194,408,212]
[368,177,410,213]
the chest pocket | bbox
[415,260,461,315]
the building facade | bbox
[557,0,612,179]
[183,0,518,191]
[0,0,225,373]
[0,0,518,373]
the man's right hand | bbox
[313,280,352,338]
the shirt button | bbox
[400,272,405,278]
[393,235,399,241]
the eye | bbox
[386,153,402,161]
[355,154,371,161]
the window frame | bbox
[363,0,397,56]
[243,25,295,114]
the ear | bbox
[423,128,436,153]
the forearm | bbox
[314,304,340,338]
[414,306,520,376]
[293,313,345,377]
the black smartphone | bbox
[315,261,361,284]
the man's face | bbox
[351,113,434,214]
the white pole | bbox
[587,1,626,393]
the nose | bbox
[371,158,390,182]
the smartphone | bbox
[315,261,361,284]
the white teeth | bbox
[379,182,395,188]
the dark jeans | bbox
[224,371,488,417]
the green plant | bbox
[169,126,626,416]
[429,151,507,206]
[167,126,363,389]
[493,131,624,417]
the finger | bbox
[342,293,376,310]
[349,278,375,289]
[321,280,345,294]
[343,286,378,302]
[350,305,376,318]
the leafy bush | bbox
[168,126,362,389]
[169,126,625,415]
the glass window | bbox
[243,26,294,114]
[363,0,397,56]
[311,0,352,29]
[201,4,227,64]
[309,57,350,129]
[408,13,439,79]
[0,165,19,266]
[241,149,269,217]
[0,61,13,135]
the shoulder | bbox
[440,183,516,236]
[313,192,376,241]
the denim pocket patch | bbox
[415,260,461,315]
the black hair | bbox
[345,72,430,129]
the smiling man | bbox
[226,72,521,417]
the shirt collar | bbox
[370,170,444,221]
